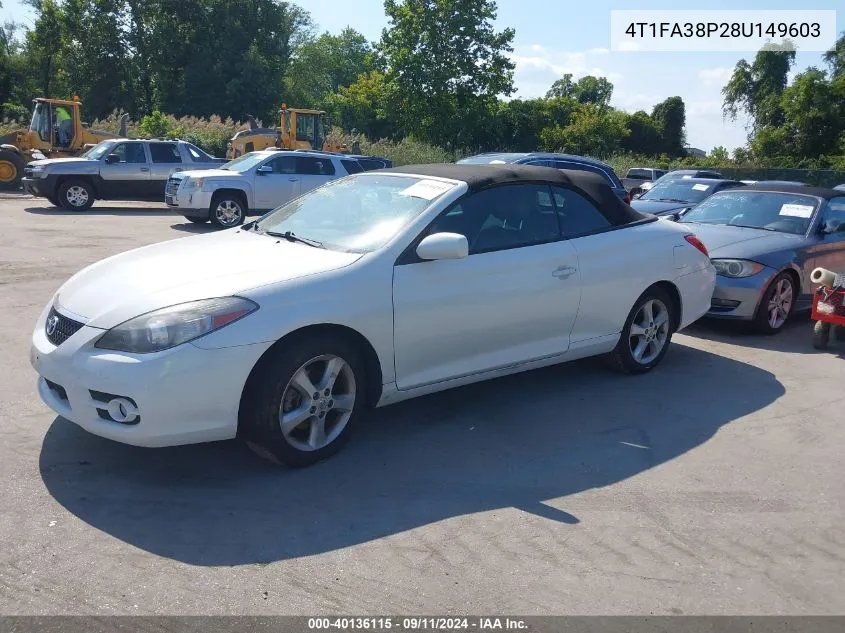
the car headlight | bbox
[181,177,203,192]
[95,297,258,353]
[711,259,764,278]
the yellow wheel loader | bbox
[226,103,348,159]
[0,97,128,190]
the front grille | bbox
[45,307,84,346]
[165,177,180,196]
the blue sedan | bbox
[678,184,845,333]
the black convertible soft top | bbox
[380,163,647,226]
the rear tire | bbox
[58,179,94,211]
[754,272,795,335]
[813,321,831,350]
[607,287,675,374]
[0,150,24,190]
[210,192,246,229]
[835,325,845,342]
[239,335,367,467]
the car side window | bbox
[821,197,845,233]
[269,155,296,174]
[149,143,182,164]
[552,161,616,188]
[186,144,212,162]
[109,142,146,164]
[427,184,560,255]
[295,156,336,176]
[551,186,612,237]
[341,159,364,174]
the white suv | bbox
[165,150,362,228]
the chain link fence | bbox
[704,167,845,188]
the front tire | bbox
[239,335,366,467]
[0,150,24,190]
[607,287,675,374]
[185,216,207,224]
[754,272,795,335]
[210,193,245,229]
[58,179,94,211]
[45,195,60,207]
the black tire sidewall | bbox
[813,321,831,349]
[611,287,675,374]
[185,216,207,224]
[58,179,94,211]
[239,336,367,467]
[210,194,245,229]
[755,272,795,335]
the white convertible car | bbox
[31,164,715,466]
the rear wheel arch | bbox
[650,281,682,332]
[238,323,384,427]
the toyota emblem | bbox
[46,315,59,336]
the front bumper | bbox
[30,303,271,447]
[22,177,43,196]
[166,189,214,219]
[706,266,776,320]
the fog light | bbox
[711,298,741,308]
[107,398,139,424]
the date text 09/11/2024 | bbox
[625,22,821,39]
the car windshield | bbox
[680,191,820,235]
[255,174,456,253]
[83,141,118,160]
[220,152,268,173]
[639,179,719,203]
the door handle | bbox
[173,168,183,172]
[140,167,150,172]
[552,265,577,279]
[288,178,298,182]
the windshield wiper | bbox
[265,230,325,248]
[653,198,691,204]
[716,223,776,231]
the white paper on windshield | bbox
[399,180,454,200]
[779,203,814,218]
[692,183,709,191]
[681,175,692,179]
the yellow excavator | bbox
[0,96,127,190]
[226,103,349,159]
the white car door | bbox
[253,155,300,210]
[392,183,582,391]
[294,156,337,194]
[549,185,660,342]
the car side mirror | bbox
[105,154,120,164]
[256,165,273,175]
[416,232,468,261]
[667,212,681,222]
[632,192,642,199]
[821,219,842,235]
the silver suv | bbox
[166,150,362,228]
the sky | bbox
[2,0,842,153]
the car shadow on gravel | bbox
[25,206,174,217]
[39,341,784,566]
[170,222,218,234]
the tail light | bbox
[684,234,709,257]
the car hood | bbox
[630,199,693,215]
[678,222,803,258]
[55,229,362,329]
[28,157,93,168]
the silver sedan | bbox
[677,185,845,334]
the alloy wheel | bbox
[66,185,89,207]
[766,278,793,330]
[278,354,356,452]
[214,200,243,227]
[628,298,670,365]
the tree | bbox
[545,74,574,99]
[780,67,842,158]
[378,0,515,148]
[22,0,68,98]
[651,96,686,156]
[709,146,729,161]
[285,27,375,107]
[495,97,575,151]
[325,70,395,139]
[823,31,845,78]
[573,75,613,107]
[620,110,661,155]
[722,44,796,131]
[539,105,628,156]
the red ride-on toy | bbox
[810,267,845,350]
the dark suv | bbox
[458,152,630,203]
